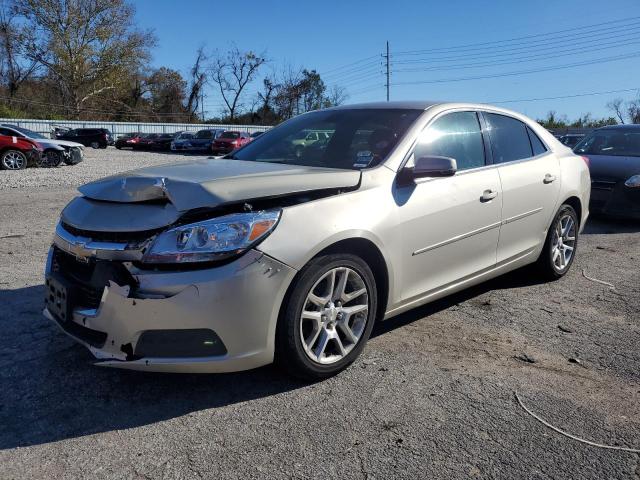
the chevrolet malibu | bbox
[44,102,590,379]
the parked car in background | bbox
[0,124,83,166]
[150,133,176,151]
[574,124,640,219]
[44,101,590,379]
[0,134,43,170]
[134,133,159,150]
[57,128,113,149]
[187,129,225,151]
[289,129,333,157]
[170,131,195,151]
[559,134,585,148]
[211,131,251,155]
[249,131,264,140]
[115,132,144,149]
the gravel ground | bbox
[1,148,639,479]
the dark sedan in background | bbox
[574,125,640,219]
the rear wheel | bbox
[1,150,27,170]
[536,204,578,279]
[277,254,377,380]
[90,141,100,149]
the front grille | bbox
[61,222,160,244]
[51,246,136,309]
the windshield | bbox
[9,125,46,139]
[574,129,640,157]
[177,132,194,139]
[221,131,240,139]
[229,108,422,169]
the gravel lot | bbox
[1,148,639,479]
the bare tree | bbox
[0,2,38,98]
[606,98,625,124]
[324,85,348,107]
[13,0,155,118]
[210,46,266,122]
[628,98,640,124]
[186,46,207,121]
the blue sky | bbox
[134,0,640,121]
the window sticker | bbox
[354,150,373,168]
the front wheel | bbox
[38,150,63,168]
[277,254,377,380]
[536,204,579,279]
[0,150,27,170]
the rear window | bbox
[574,129,640,157]
[221,131,240,139]
[485,113,533,164]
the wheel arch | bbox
[561,195,582,226]
[275,236,391,332]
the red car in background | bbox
[211,131,251,155]
[0,134,43,170]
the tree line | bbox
[536,97,640,130]
[0,0,347,124]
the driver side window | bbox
[415,111,486,171]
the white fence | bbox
[0,118,271,138]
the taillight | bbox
[580,155,590,167]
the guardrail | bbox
[0,118,271,138]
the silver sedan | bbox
[44,101,590,379]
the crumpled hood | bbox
[62,159,360,232]
[38,139,84,149]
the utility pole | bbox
[384,41,390,102]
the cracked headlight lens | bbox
[143,210,281,263]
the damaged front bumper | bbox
[44,246,297,373]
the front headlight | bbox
[143,210,281,264]
[624,174,640,188]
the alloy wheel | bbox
[551,214,576,271]
[300,267,369,365]
[2,151,27,170]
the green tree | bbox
[13,0,156,118]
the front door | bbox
[393,111,502,303]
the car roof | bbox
[327,100,443,111]
[595,124,640,131]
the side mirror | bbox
[398,155,457,185]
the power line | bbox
[394,15,640,56]
[488,87,640,104]
[394,51,640,86]
[320,55,379,76]
[393,36,640,74]
[393,24,640,65]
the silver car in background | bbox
[44,101,590,379]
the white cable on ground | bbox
[582,269,616,290]
[514,391,640,453]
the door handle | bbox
[543,174,556,184]
[480,189,498,202]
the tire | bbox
[38,150,63,168]
[536,204,579,279]
[90,141,100,149]
[0,150,27,170]
[276,253,378,380]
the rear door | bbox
[482,112,560,263]
[393,110,502,302]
